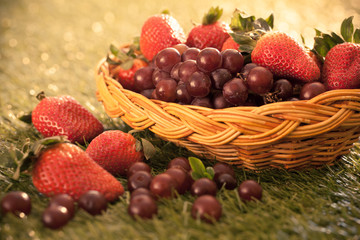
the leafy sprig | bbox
[188,157,214,180]
[313,16,360,57]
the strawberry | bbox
[31,93,104,145]
[117,59,148,91]
[322,42,360,89]
[140,13,186,61]
[85,130,144,176]
[32,142,124,201]
[186,6,230,51]
[313,16,360,90]
[221,37,240,51]
[250,32,321,82]
[106,43,148,91]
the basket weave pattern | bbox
[96,57,360,170]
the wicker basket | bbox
[95,55,360,170]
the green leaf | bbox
[315,29,322,37]
[354,29,360,43]
[141,138,156,160]
[313,37,331,57]
[191,171,203,181]
[109,44,119,56]
[341,16,354,42]
[189,157,206,175]
[322,33,338,49]
[230,10,255,32]
[202,6,223,25]
[330,32,345,44]
[265,13,274,29]
[205,167,215,179]
[120,59,134,70]
[18,112,32,124]
[253,18,271,31]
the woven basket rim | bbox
[95,51,360,170]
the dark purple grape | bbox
[140,89,154,99]
[182,47,200,61]
[299,82,326,100]
[42,205,71,229]
[191,178,217,197]
[78,190,108,215]
[150,173,178,199]
[238,180,262,202]
[176,82,194,104]
[156,79,177,102]
[247,66,273,95]
[127,170,153,192]
[213,162,236,180]
[165,168,193,194]
[49,194,76,219]
[1,191,31,217]
[179,60,199,83]
[167,157,191,172]
[212,92,232,109]
[240,63,258,79]
[128,194,157,219]
[191,195,222,223]
[152,68,171,86]
[186,71,212,97]
[272,79,293,100]
[170,62,182,81]
[221,49,244,74]
[244,93,264,106]
[130,188,154,200]
[223,78,248,105]
[173,43,189,55]
[134,66,155,92]
[210,68,233,89]
[215,173,237,190]
[196,47,222,73]
[191,97,213,108]
[155,47,181,73]
[127,162,151,178]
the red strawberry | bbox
[32,142,124,201]
[186,6,230,51]
[251,32,321,82]
[140,13,186,61]
[221,37,240,51]
[117,59,148,91]
[85,130,144,176]
[31,93,104,145]
[322,42,360,90]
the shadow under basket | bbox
[95,57,360,170]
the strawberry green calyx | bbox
[313,16,360,58]
[230,9,273,33]
[202,6,223,25]
[227,10,274,55]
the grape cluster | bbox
[128,44,327,108]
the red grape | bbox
[134,66,155,92]
[223,78,248,105]
[191,195,222,223]
[221,49,244,74]
[191,97,213,108]
[247,66,273,95]
[186,71,212,97]
[152,68,171,86]
[211,68,233,89]
[272,79,293,100]
[176,82,194,104]
[299,82,326,100]
[182,47,200,61]
[155,47,181,73]
[156,79,177,102]
[179,60,199,83]
[196,47,222,73]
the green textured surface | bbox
[1,0,360,239]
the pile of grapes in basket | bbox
[106,7,360,109]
